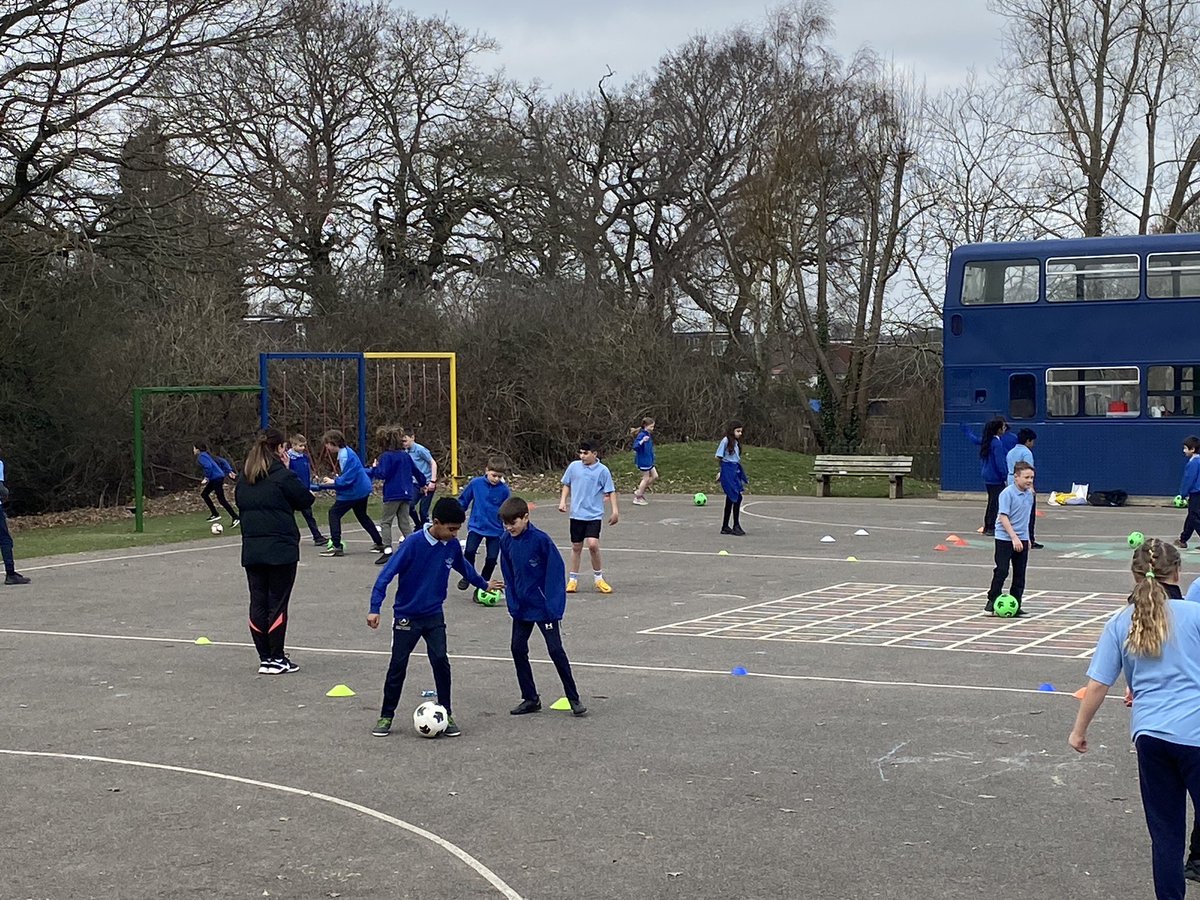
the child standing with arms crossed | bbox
[368,426,427,565]
[194,440,239,527]
[367,497,501,738]
[558,441,619,594]
[286,434,326,546]
[716,421,748,536]
[631,417,658,506]
[315,429,385,557]
[456,456,510,595]
[985,460,1034,615]
[1175,435,1200,550]
[499,496,587,717]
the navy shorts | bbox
[569,518,602,543]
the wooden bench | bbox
[813,455,914,500]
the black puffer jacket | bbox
[234,460,315,567]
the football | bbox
[475,588,504,607]
[993,593,1020,617]
[693,492,707,506]
[1127,531,1145,548]
[210,522,224,535]
[413,701,448,738]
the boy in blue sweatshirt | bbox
[315,429,385,557]
[368,426,427,565]
[193,439,240,526]
[286,433,326,546]
[499,496,586,717]
[367,497,501,738]
[455,456,511,597]
[1176,435,1200,550]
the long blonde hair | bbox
[1126,538,1181,657]
[243,429,287,484]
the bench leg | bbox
[890,476,904,500]
[816,475,832,498]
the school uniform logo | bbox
[545,622,554,630]
[394,618,411,631]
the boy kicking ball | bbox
[367,498,501,738]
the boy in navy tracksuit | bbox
[1177,435,1200,550]
[499,496,587,717]
[286,433,326,546]
[455,456,511,596]
[315,429,385,557]
[368,428,427,565]
[367,498,500,738]
[193,440,240,525]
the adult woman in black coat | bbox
[234,429,315,674]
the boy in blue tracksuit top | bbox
[499,496,587,717]
[368,427,427,564]
[286,433,326,546]
[315,429,385,557]
[193,439,240,525]
[455,456,511,596]
[1176,435,1200,550]
[367,497,500,738]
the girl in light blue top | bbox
[715,420,748,536]
[1071,538,1200,899]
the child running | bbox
[368,425,427,565]
[403,426,438,529]
[499,496,587,717]
[456,456,511,596]
[984,460,1034,615]
[286,434,326,546]
[558,441,618,594]
[367,497,501,738]
[315,429,385,557]
[1176,435,1200,550]
[194,440,239,527]
[716,420,748,536]
[631,417,658,506]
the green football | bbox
[1128,531,1145,548]
[475,589,503,607]
[694,492,708,506]
[994,594,1020,617]
[1175,495,1187,509]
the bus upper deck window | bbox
[961,260,1039,305]
[1047,255,1139,301]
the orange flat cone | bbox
[1035,510,1045,517]
[1072,686,1087,700]
[934,544,949,552]
[946,534,962,542]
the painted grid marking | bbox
[640,582,1129,659]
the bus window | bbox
[1147,253,1200,299]
[1009,374,1035,418]
[1047,367,1140,417]
[1148,365,1198,416]
[1046,255,1139,301]
[961,260,1039,305]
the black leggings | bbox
[723,498,741,529]
[201,479,238,519]
[982,483,1004,533]
[328,496,383,549]
[246,563,297,661]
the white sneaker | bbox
[632,496,648,506]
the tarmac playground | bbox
[0,494,1187,899]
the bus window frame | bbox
[1045,366,1140,418]
[1045,254,1140,303]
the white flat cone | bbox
[820,535,836,543]
[854,529,869,536]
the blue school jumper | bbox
[458,476,511,537]
[369,450,426,502]
[634,429,655,470]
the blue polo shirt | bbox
[561,459,615,521]
[1006,445,1033,485]
[1089,598,1200,747]
[715,437,740,464]
[407,442,434,481]
[997,483,1034,540]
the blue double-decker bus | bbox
[941,234,1200,498]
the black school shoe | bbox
[569,700,588,717]
[510,699,541,715]
[457,577,470,591]
[4,572,30,585]
[1031,542,1045,550]
[1184,859,1200,882]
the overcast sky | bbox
[399,1,1007,95]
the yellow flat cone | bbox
[718,550,729,556]
[846,556,858,562]
[326,684,356,698]
[549,697,571,711]
[194,636,213,645]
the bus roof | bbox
[952,233,1200,261]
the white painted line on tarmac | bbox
[0,627,1109,699]
[20,542,237,571]
[0,749,526,900]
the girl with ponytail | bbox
[234,429,316,675]
[1070,538,1200,897]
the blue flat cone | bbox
[1038,682,1055,692]
[731,666,748,676]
